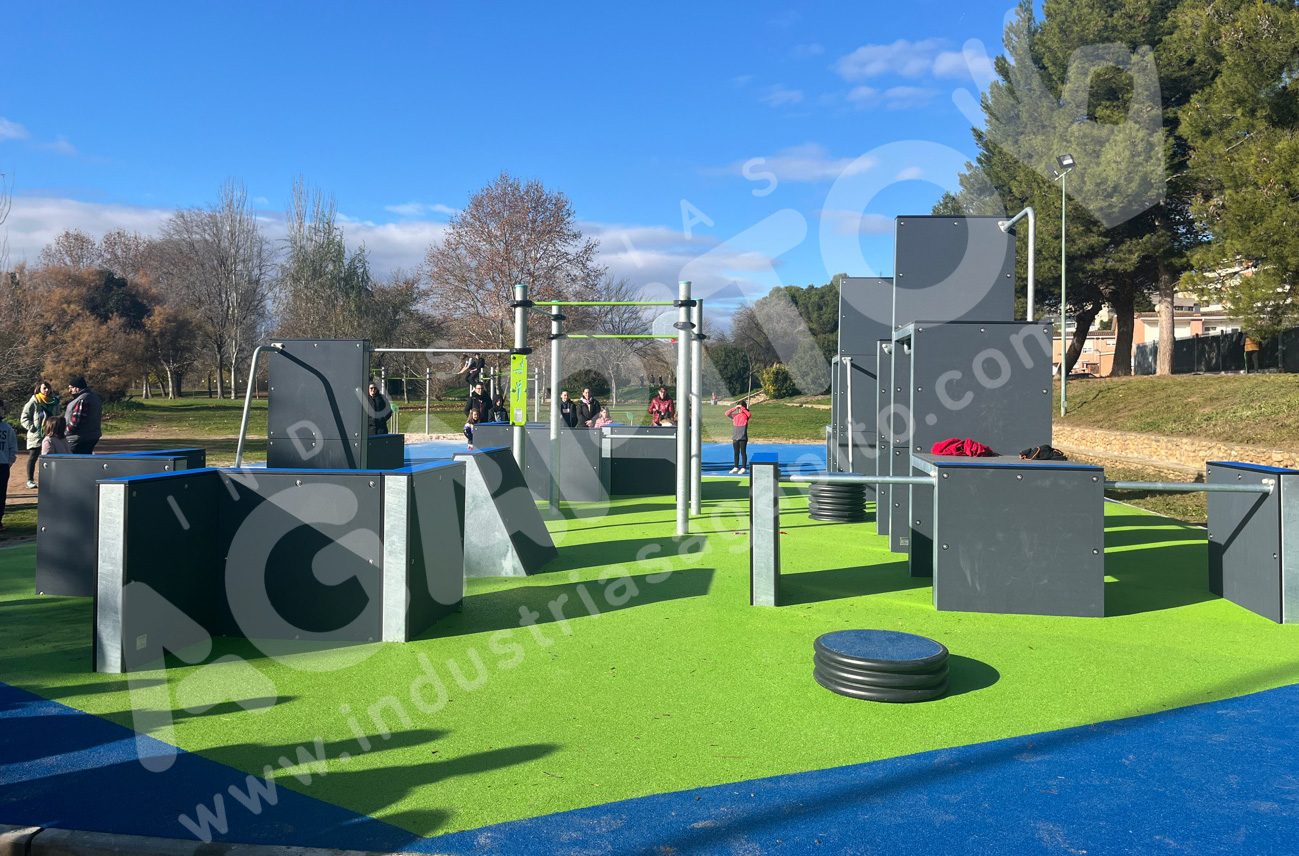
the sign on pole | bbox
[510,354,529,425]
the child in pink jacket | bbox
[725,400,751,474]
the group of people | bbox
[558,387,610,429]
[0,376,103,532]
[463,382,511,448]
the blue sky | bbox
[2,1,1021,319]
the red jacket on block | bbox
[931,437,996,457]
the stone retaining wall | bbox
[1052,425,1299,473]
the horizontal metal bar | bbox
[532,301,677,307]
[564,334,672,340]
[1104,480,1274,495]
[371,348,512,354]
[784,473,935,487]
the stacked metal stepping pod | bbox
[813,629,948,702]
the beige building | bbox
[1051,296,1243,376]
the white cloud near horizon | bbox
[2,197,783,322]
[835,38,993,88]
[0,118,30,142]
[384,201,459,218]
[713,143,877,184]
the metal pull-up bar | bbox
[1104,480,1274,495]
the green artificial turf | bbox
[2,486,1298,837]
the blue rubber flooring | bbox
[407,440,827,478]
[5,679,1298,853]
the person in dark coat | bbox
[367,380,393,434]
[64,376,102,454]
[558,390,578,428]
[576,387,601,428]
[465,382,491,424]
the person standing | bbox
[64,376,102,455]
[576,387,600,428]
[367,380,392,435]
[0,400,17,531]
[1245,336,1261,373]
[20,381,60,488]
[465,382,491,425]
[649,385,676,426]
[725,399,751,475]
[40,416,71,456]
[489,394,509,423]
[558,390,578,428]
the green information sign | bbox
[510,354,528,425]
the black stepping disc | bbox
[814,629,948,674]
[813,656,949,689]
[813,667,948,703]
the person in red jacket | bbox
[725,399,751,474]
[648,385,676,426]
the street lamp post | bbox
[1051,154,1076,416]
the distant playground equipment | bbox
[762,213,1297,626]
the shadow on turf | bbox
[425,566,715,639]
[778,560,922,605]
[1103,519,1215,616]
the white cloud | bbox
[934,49,996,89]
[39,135,78,156]
[719,143,877,183]
[882,86,939,109]
[818,209,893,236]
[0,118,29,142]
[835,39,946,80]
[895,166,925,181]
[384,201,458,218]
[845,86,879,108]
[758,84,804,108]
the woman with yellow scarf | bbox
[20,381,60,488]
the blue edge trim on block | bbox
[4,679,1298,854]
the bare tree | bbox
[38,229,103,270]
[160,180,274,398]
[422,170,605,364]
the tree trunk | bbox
[1155,262,1176,376]
[1110,290,1136,377]
[164,367,175,399]
[1063,304,1101,376]
[214,352,225,399]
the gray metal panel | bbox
[905,322,1055,574]
[455,448,557,576]
[606,426,676,495]
[875,340,891,535]
[267,338,370,469]
[1207,463,1284,623]
[36,454,194,598]
[893,216,1015,330]
[404,463,465,635]
[838,276,894,356]
[929,458,1105,617]
[94,483,127,673]
[1283,475,1299,624]
[367,434,406,470]
[887,336,912,552]
[218,470,384,642]
[831,356,879,479]
[475,423,607,503]
[749,461,780,606]
[381,474,411,641]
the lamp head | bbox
[1056,153,1076,172]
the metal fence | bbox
[1133,327,1299,374]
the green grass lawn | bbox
[3,486,1296,837]
[1057,373,1299,449]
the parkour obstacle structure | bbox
[35,337,564,674]
[759,214,1298,625]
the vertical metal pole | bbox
[1060,172,1068,416]
[550,312,563,515]
[512,284,528,473]
[845,356,855,474]
[424,366,431,434]
[676,281,692,535]
[690,297,703,516]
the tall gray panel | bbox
[1207,462,1290,623]
[267,338,370,469]
[904,322,1055,574]
[218,470,384,643]
[838,276,894,356]
[603,426,676,495]
[917,455,1105,617]
[37,453,195,598]
[893,216,1015,330]
[887,336,912,552]
[475,423,610,503]
[875,340,892,535]
[404,462,466,631]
